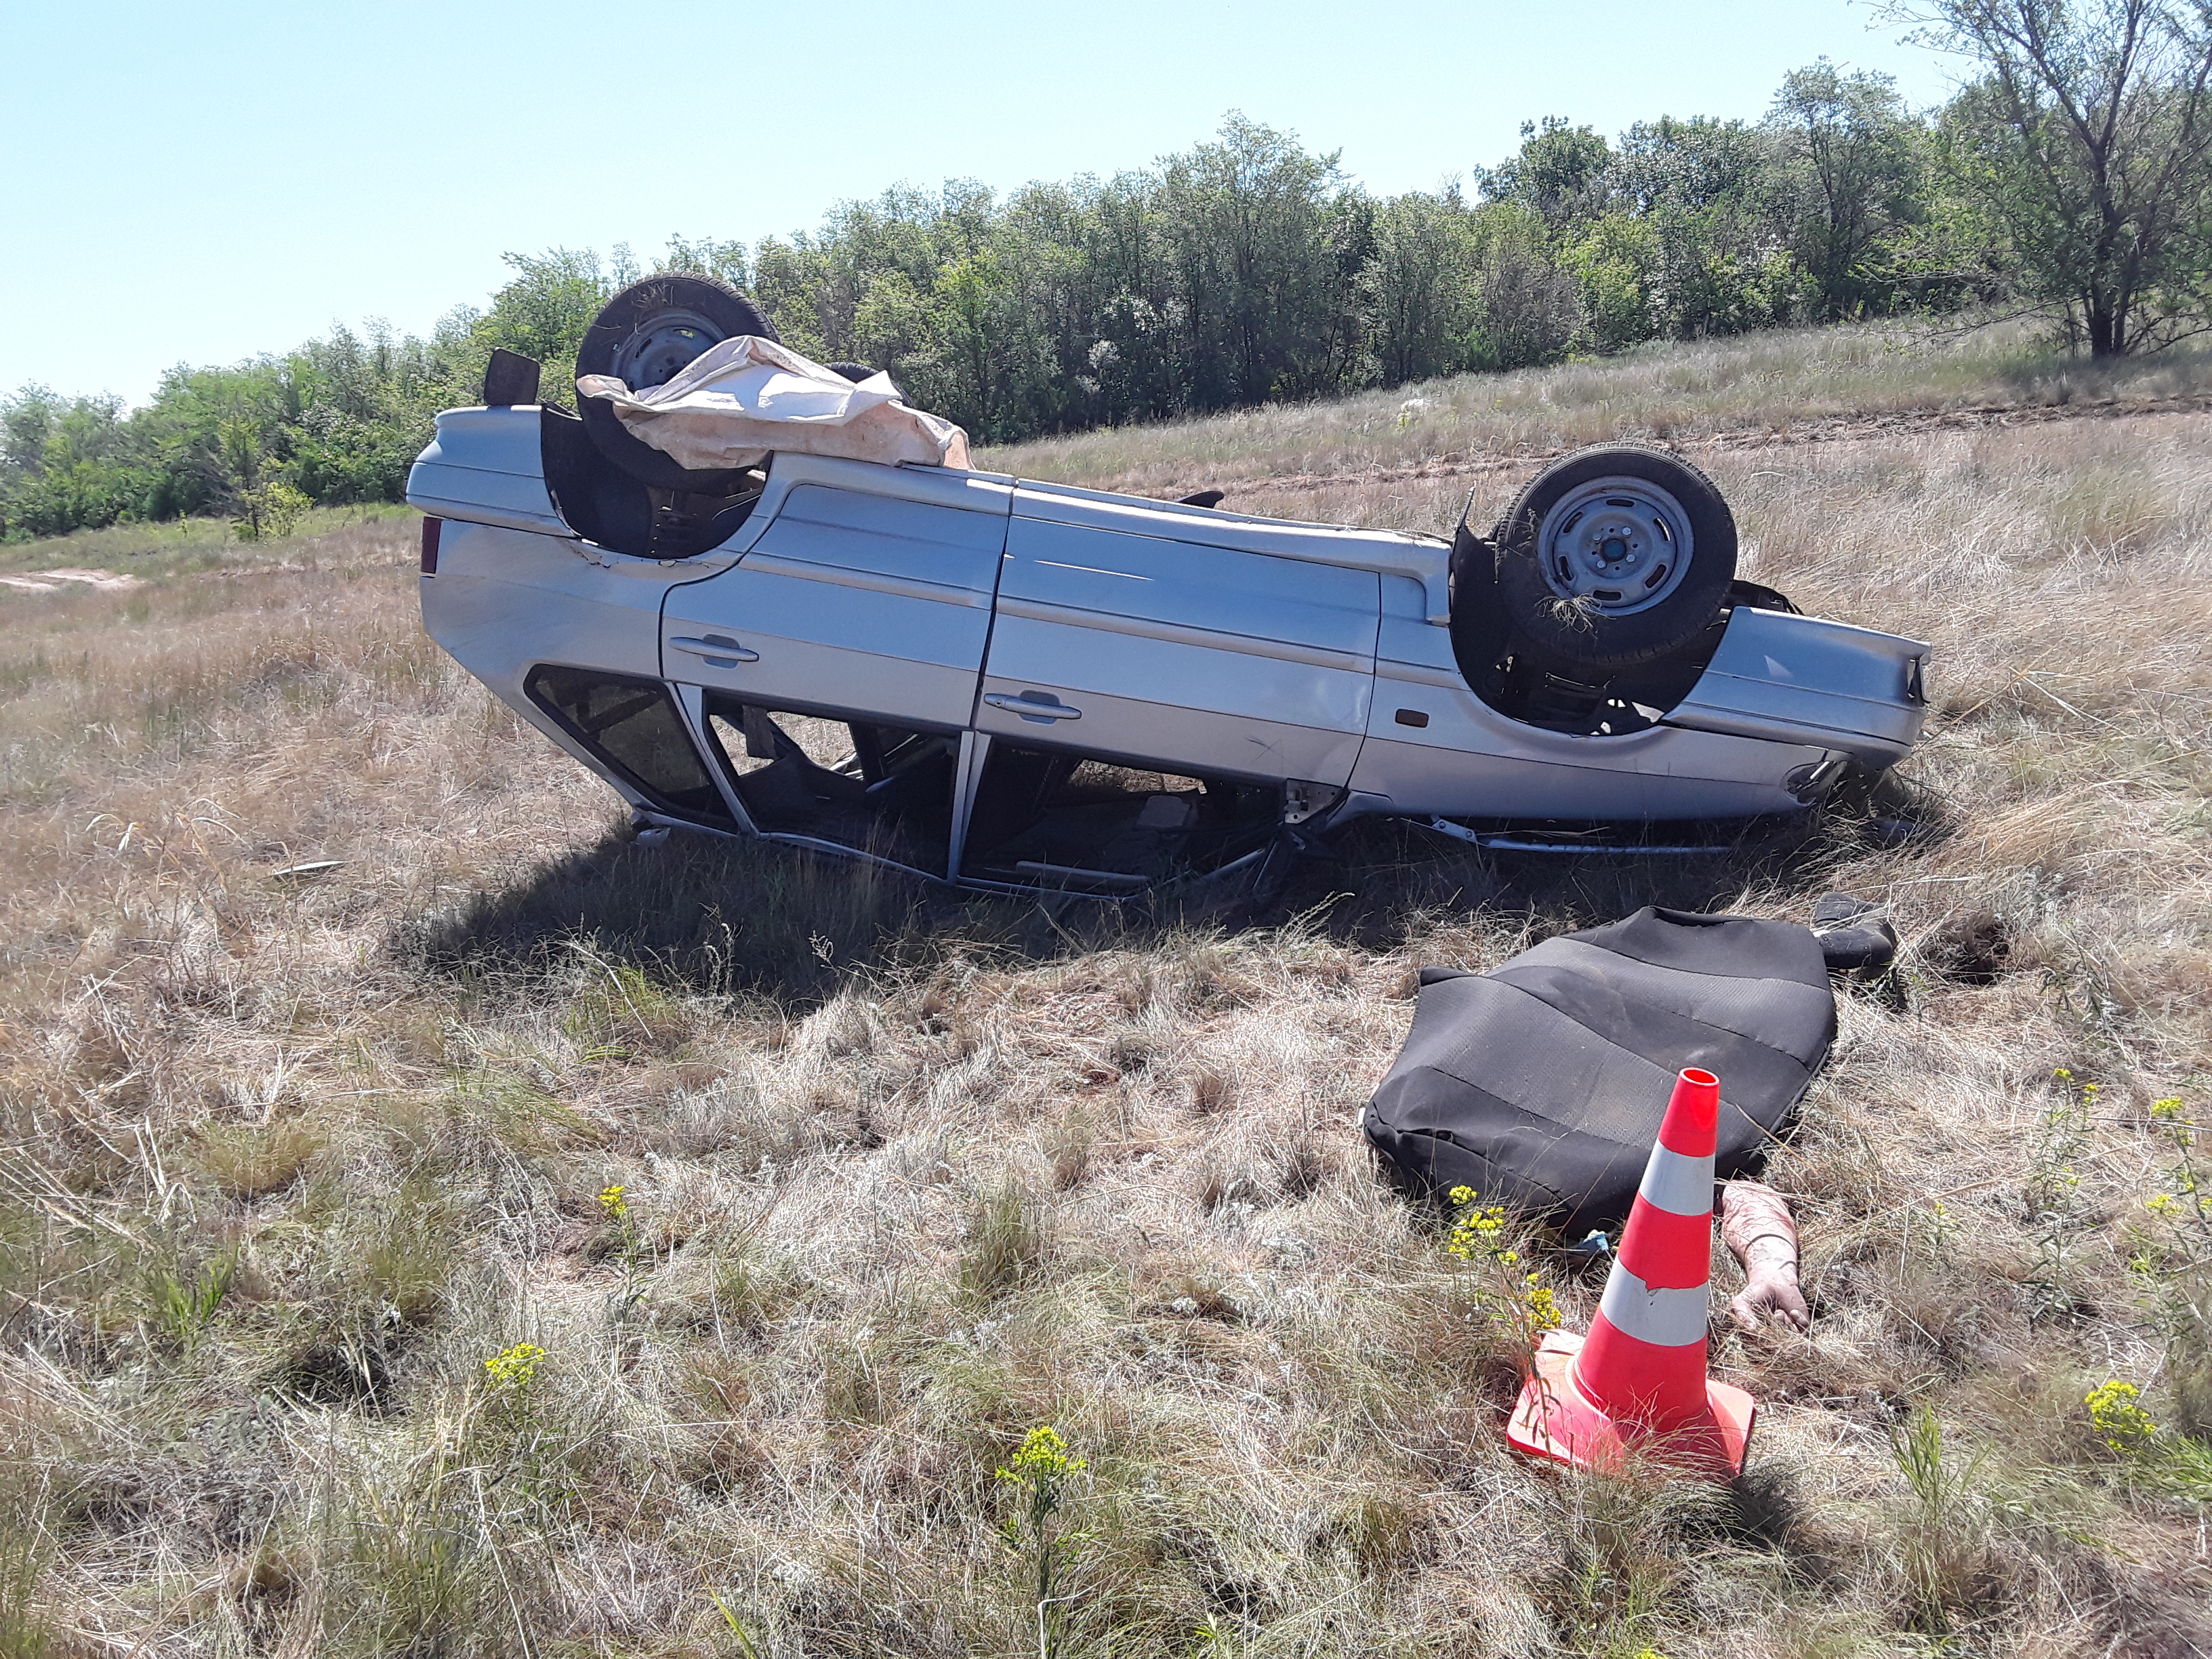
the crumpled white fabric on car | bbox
[577,335,971,471]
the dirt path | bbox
[0,567,144,594]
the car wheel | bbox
[575,274,779,493]
[1492,444,1738,674]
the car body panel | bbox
[1011,479,1454,619]
[415,514,680,817]
[1661,608,1929,765]
[419,514,669,693]
[979,502,1380,784]
[1353,574,1828,819]
[661,474,1010,731]
[406,407,571,537]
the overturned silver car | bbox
[407,276,1929,895]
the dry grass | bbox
[979,316,2212,504]
[3,351,2211,1655]
[0,505,413,581]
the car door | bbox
[659,456,1012,874]
[661,456,1013,731]
[975,487,1382,787]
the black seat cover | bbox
[1364,907,1836,1235]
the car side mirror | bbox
[483,348,541,407]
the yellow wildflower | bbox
[485,1340,546,1391]
[996,1425,1085,1483]
[2085,1379,2155,1455]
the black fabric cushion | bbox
[1364,907,1836,1235]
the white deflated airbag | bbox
[577,336,972,471]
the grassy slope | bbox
[2,335,2211,1656]
[979,316,2212,501]
[0,504,413,580]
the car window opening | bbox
[960,744,1279,893]
[523,666,735,827]
[698,693,954,869]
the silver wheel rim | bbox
[1534,475,1695,616]
[612,307,726,390]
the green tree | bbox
[657,234,750,289]
[1073,171,1188,424]
[0,385,165,537]
[476,247,628,401]
[1770,60,1930,318]
[1891,0,2212,354]
[285,321,466,503]
[1467,203,1582,370]
[1563,212,1664,350]
[1157,114,1368,406]
[1479,117,1616,227]
[851,269,943,390]
[932,248,1023,438]
[1364,189,1483,384]
[1615,115,1805,337]
[750,234,834,362]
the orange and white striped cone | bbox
[1507,1066,1757,1479]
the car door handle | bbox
[983,691,1082,722]
[668,634,759,665]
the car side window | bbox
[697,691,954,872]
[958,740,1278,893]
[524,666,735,827]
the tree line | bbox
[7,0,2211,543]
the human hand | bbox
[1729,1271,1809,1332]
[1719,1181,1809,1332]
[1728,1240,1809,1333]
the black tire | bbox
[575,274,779,493]
[1492,443,1736,674]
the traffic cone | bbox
[1506,1066,1757,1479]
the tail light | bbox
[419,516,443,574]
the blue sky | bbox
[0,0,1961,405]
